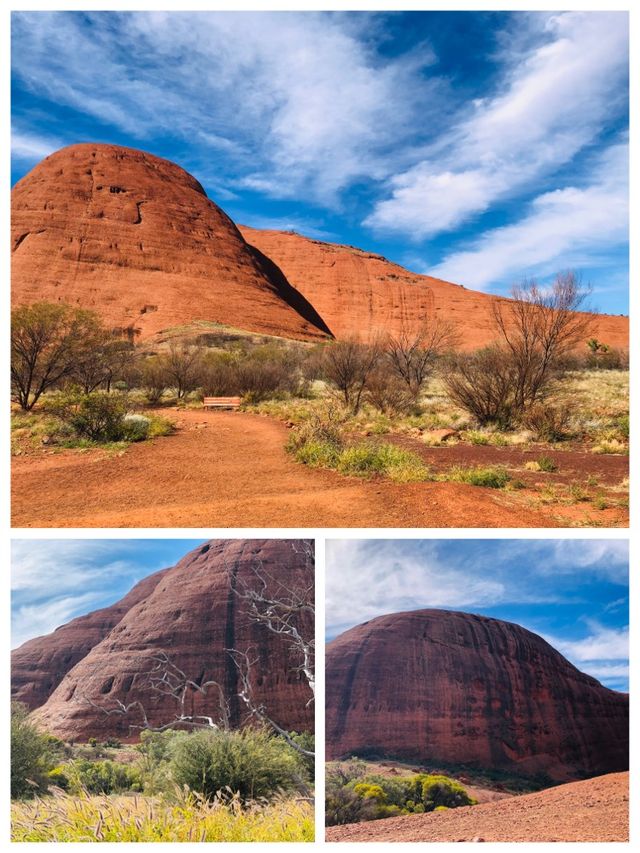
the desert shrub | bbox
[617,415,630,439]
[444,347,517,428]
[323,338,383,414]
[202,344,309,402]
[325,766,475,826]
[47,766,70,790]
[521,403,573,441]
[364,365,414,415]
[536,455,558,472]
[46,390,129,442]
[169,729,305,803]
[66,759,142,795]
[464,430,490,445]
[140,357,169,403]
[446,465,511,489]
[121,413,150,441]
[11,702,57,800]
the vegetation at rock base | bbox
[325,760,476,826]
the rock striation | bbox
[325,609,628,781]
[240,227,629,351]
[11,144,330,341]
[13,540,314,741]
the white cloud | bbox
[548,623,629,663]
[429,141,628,290]
[11,11,442,204]
[11,128,62,162]
[12,593,101,649]
[366,12,628,238]
[325,540,504,636]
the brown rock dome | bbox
[11,144,330,341]
[15,540,313,741]
[326,608,628,781]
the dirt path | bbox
[11,410,556,528]
[325,772,628,842]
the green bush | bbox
[325,765,475,826]
[121,413,150,441]
[11,703,57,799]
[47,766,70,790]
[537,455,558,472]
[46,390,129,442]
[66,759,142,795]
[169,729,305,803]
[446,465,511,488]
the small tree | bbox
[444,347,517,428]
[163,344,205,400]
[11,702,55,799]
[323,338,383,414]
[386,318,459,402]
[11,302,106,410]
[492,272,592,413]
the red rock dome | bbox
[326,608,628,781]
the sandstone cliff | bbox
[240,227,628,351]
[13,540,314,741]
[11,144,329,341]
[325,608,628,781]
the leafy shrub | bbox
[121,413,150,441]
[66,759,142,795]
[169,728,305,803]
[325,765,475,826]
[536,455,558,472]
[11,702,57,799]
[47,766,70,790]
[46,390,129,442]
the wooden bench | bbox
[203,396,242,410]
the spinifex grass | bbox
[11,791,314,842]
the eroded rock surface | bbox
[326,608,628,781]
[14,540,314,741]
[11,144,329,341]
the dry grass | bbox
[11,790,314,842]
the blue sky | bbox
[326,539,629,692]
[11,11,628,314]
[11,539,206,649]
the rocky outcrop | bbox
[11,567,169,710]
[14,540,314,741]
[11,144,329,341]
[240,227,629,351]
[326,609,628,781]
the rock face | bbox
[13,540,314,741]
[240,227,629,351]
[326,609,628,781]
[11,567,169,711]
[11,144,330,341]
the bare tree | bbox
[386,318,459,402]
[492,272,593,412]
[323,337,383,414]
[84,651,230,734]
[444,347,518,428]
[11,302,105,410]
[162,344,205,400]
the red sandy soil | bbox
[325,772,629,842]
[11,409,557,529]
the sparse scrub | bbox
[536,455,558,472]
[11,703,58,800]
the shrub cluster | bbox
[325,762,476,826]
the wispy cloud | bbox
[11,11,443,205]
[429,141,628,290]
[11,127,63,162]
[365,12,628,239]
